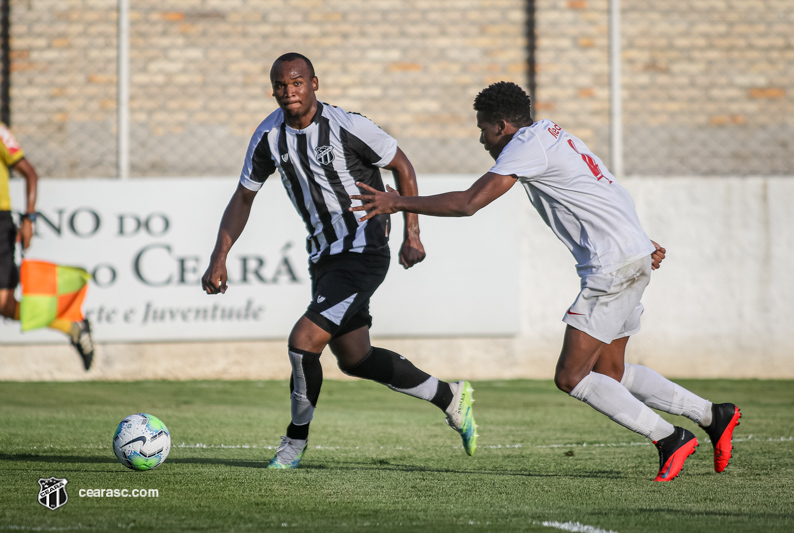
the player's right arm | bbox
[351,171,518,220]
[204,119,276,294]
[202,183,258,294]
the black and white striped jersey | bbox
[240,102,397,263]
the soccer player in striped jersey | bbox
[352,81,741,482]
[202,53,477,468]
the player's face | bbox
[271,60,319,126]
[476,111,508,160]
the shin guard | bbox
[570,371,674,441]
[621,363,711,425]
[288,346,323,428]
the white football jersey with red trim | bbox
[490,119,654,277]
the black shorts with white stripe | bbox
[304,247,390,338]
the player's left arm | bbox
[650,240,666,270]
[13,158,38,250]
[351,171,517,220]
[381,147,426,269]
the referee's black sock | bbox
[340,347,453,411]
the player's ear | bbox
[497,120,507,136]
[312,76,319,91]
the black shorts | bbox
[304,248,390,339]
[0,211,19,290]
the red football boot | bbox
[700,403,742,473]
[653,427,698,482]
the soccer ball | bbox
[112,413,171,471]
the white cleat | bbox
[267,436,308,469]
[445,380,478,456]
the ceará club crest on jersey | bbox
[315,145,335,165]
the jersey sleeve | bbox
[342,113,398,168]
[0,123,25,167]
[239,127,276,192]
[488,129,547,181]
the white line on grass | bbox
[16,435,791,452]
[171,434,788,450]
[537,520,618,533]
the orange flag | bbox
[19,260,91,331]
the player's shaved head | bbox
[270,52,320,129]
[473,81,533,127]
[270,52,315,81]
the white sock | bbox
[570,372,675,441]
[389,376,439,401]
[620,363,712,426]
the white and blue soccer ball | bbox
[112,413,171,471]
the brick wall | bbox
[8,0,527,178]
[534,0,793,175]
[10,1,117,177]
[5,0,792,178]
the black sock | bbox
[286,346,323,441]
[341,347,430,389]
[341,347,445,406]
[286,422,310,441]
[431,381,454,411]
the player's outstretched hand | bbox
[201,260,228,294]
[650,240,666,270]
[350,182,401,222]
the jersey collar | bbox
[284,102,324,134]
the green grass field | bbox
[1,379,793,532]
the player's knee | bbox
[338,347,389,382]
[288,315,331,353]
[554,370,579,394]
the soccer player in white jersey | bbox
[202,53,477,468]
[352,81,741,482]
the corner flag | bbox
[19,260,91,331]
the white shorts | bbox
[562,255,652,344]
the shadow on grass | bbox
[637,508,794,521]
[175,456,625,479]
[0,453,625,479]
[314,460,625,479]
[0,453,118,464]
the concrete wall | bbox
[2,176,791,381]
